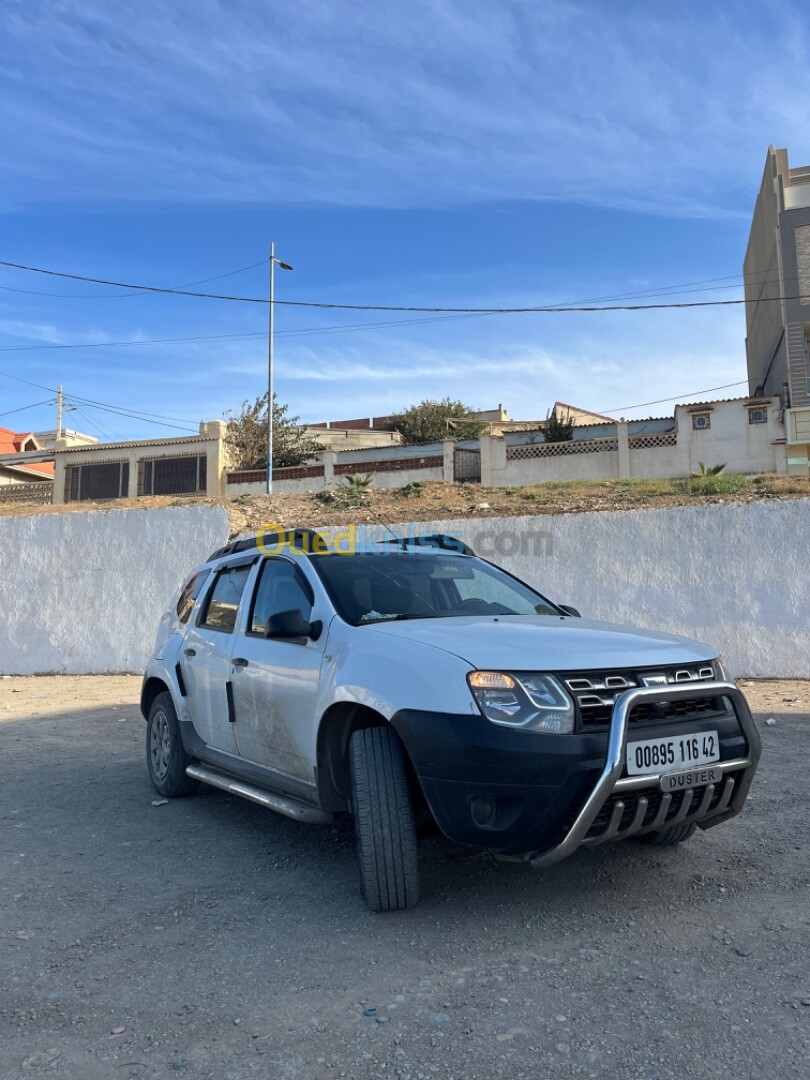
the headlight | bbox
[467,671,575,733]
[714,657,736,685]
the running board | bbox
[185,765,332,825]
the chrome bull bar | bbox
[529,681,762,870]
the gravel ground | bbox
[1,676,808,1080]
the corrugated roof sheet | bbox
[56,433,212,453]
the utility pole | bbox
[266,243,294,496]
[56,385,63,441]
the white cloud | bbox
[0,293,748,436]
[3,0,810,214]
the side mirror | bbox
[559,604,581,618]
[265,608,322,642]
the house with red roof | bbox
[0,428,55,485]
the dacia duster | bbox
[141,529,761,911]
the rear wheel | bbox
[146,692,198,798]
[349,726,419,912]
[637,822,697,847]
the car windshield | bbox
[310,551,561,625]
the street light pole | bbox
[56,384,63,442]
[266,242,294,496]
[267,243,275,496]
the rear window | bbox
[200,565,252,632]
[176,569,211,624]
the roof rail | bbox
[376,532,475,556]
[207,527,330,562]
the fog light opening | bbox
[470,796,497,828]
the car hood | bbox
[365,615,716,671]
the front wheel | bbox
[349,726,419,912]
[146,692,198,798]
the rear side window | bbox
[176,569,211,624]
[200,565,252,632]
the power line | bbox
[64,397,199,433]
[599,380,750,415]
[0,272,793,354]
[66,404,123,442]
[68,402,199,434]
[0,330,264,352]
[0,369,55,392]
[0,369,201,430]
[0,258,266,299]
[0,368,201,432]
[0,398,55,420]
[0,258,803,313]
[68,396,199,426]
[0,313,488,352]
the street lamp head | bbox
[275,260,294,271]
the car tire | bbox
[638,822,697,847]
[349,726,419,912]
[146,691,199,798]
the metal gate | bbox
[453,448,481,483]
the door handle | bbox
[232,657,249,668]
[184,648,196,657]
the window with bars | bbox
[747,408,767,424]
[691,414,711,430]
[66,461,130,502]
[138,454,207,496]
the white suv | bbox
[141,528,760,911]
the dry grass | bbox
[2,473,808,537]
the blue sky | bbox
[2,0,810,441]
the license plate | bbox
[660,765,723,792]
[626,729,720,776]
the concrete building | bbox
[53,421,228,505]
[298,425,403,451]
[34,428,98,451]
[744,146,810,474]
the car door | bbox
[229,556,325,783]
[181,558,256,755]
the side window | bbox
[176,569,211,624]
[200,565,252,632]
[249,559,313,636]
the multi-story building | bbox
[744,146,810,474]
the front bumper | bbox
[529,681,761,868]
[391,682,761,863]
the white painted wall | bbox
[387,500,809,679]
[227,466,443,496]
[500,445,620,485]
[2,499,807,678]
[0,505,230,675]
[228,476,325,496]
[341,466,443,490]
[489,398,785,488]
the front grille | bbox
[584,770,743,841]
[561,664,720,731]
